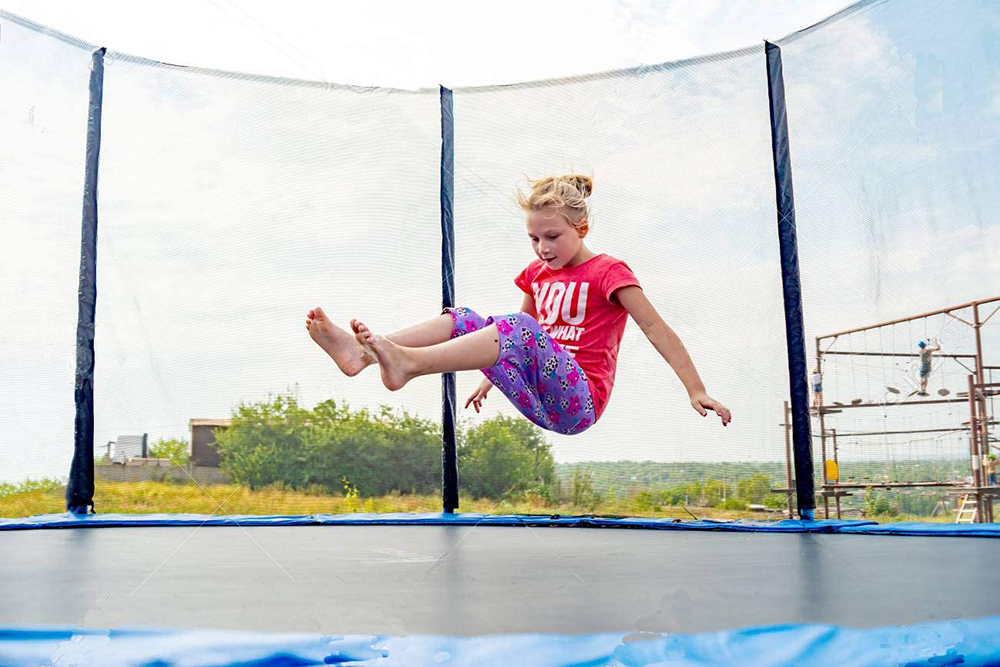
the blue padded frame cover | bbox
[3,616,1000,666]
[4,512,1000,536]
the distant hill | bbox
[555,459,969,496]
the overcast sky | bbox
[3,1,851,89]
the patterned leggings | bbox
[444,307,595,435]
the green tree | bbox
[898,492,942,517]
[703,479,724,507]
[459,415,554,500]
[682,481,702,505]
[148,438,190,465]
[306,403,441,496]
[214,393,316,490]
[213,392,560,500]
[215,394,442,495]
[567,468,603,509]
[864,490,898,517]
[736,474,774,505]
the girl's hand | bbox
[691,393,731,426]
[465,378,494,413]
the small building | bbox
[189,419,232,467]
[111,434,147,463]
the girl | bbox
[305,174,730,435]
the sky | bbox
[3,0,1000,485]
[1,0,852,89]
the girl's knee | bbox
[445,306,487,337]
[509,312,541,327]
[495,312,542,335]
[452,306,481,319]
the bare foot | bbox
[354,319,416,391]
[305,307,375,376]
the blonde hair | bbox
[516,174,593,231]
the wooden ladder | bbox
[955,494,978,523]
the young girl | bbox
[305,174,731,435]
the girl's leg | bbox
[356,311,595,436]
[356,314,454,348]
[484,313,595,435]
[308,307,486,377]
[354,307,488,347]
[355,320,501,390]
[306,307,373,377]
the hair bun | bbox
[516,173,593,228]
[568,175,593,198]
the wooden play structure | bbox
[779,296,1000,522]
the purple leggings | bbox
[445,307,595,435]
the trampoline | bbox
[4,515,1000,664]
[4,0,1000,664]
[4,519,1000,635]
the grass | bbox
[0,478,964,523]
[1,480,742,519]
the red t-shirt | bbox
[514,253,641,420]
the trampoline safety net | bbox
[1,0,998,522]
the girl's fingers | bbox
[465,388,492,411]
[692,395,731,425]
[715,404,732,425]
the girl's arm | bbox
[520,293,537,318]
[615,286,731,426]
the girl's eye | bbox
[547,235,559,240]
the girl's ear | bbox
[577,220,589,238]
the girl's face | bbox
[526,207,586,270]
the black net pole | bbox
[765,41,815,519]
[440,86,459,513]
[66,47,106,514]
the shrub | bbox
[215,394,440,495]
[148,438,190,465]
[213,392,553,501]
[458,415,554,500]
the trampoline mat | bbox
[4,525,998,635]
